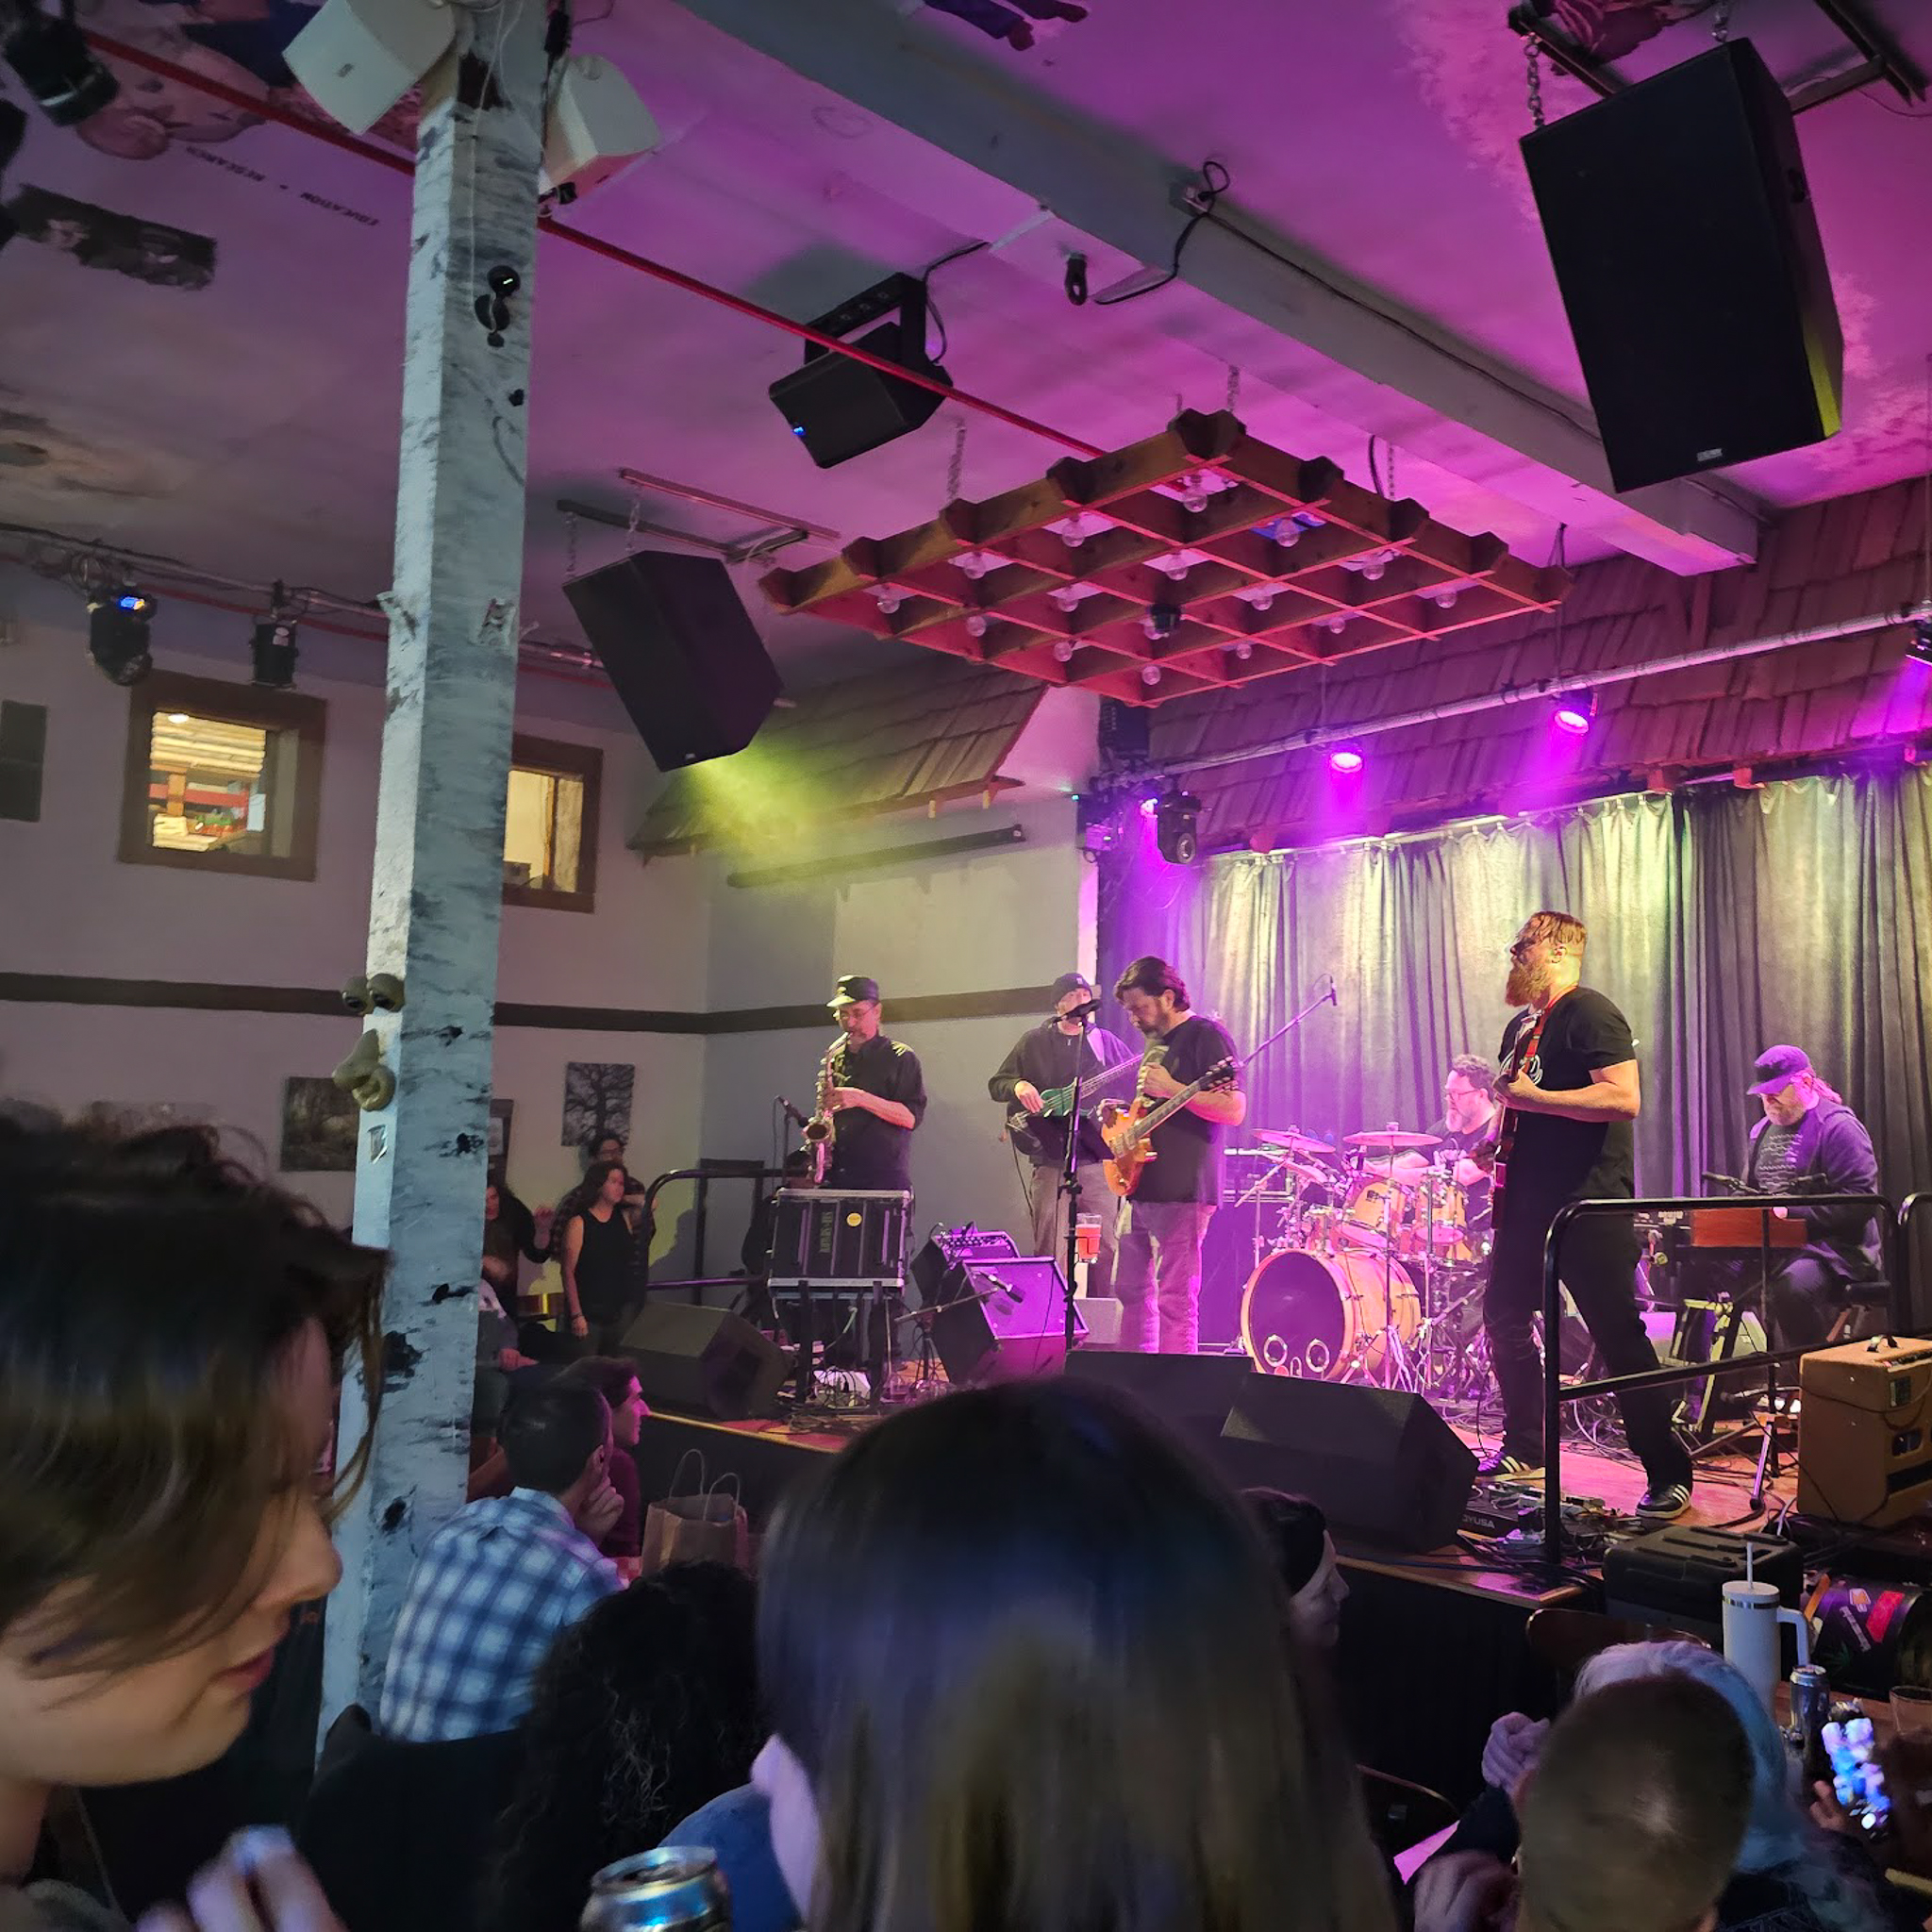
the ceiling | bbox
[0,0,1926,698]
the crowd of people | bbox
[6,1110,1932,1932]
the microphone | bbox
[1702,1171,1745,1192]
[778,1097,809,1127]
[1058,996,1102,1022]
[982,1274,1021,1301]
[1327,984,1340,1008]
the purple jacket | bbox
[1744,1096,1881,1277]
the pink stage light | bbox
[1327,742,1365,775]
[1552,689,1596,737]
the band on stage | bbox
[781,913,1881,1523]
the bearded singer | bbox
[1481,910,1693,1522]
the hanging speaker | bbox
[564,550,780,772]
[1521,39,1841,493]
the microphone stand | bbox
[1060,1006,1096,1363]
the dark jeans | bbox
[1486,1217,1691,1489]
[1763,1254,1840,1350]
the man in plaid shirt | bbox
[378,1379,624,1742]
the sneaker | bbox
[1636,1481,1692,1522]
[1477,1452,1543,1482]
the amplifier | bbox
[1603,1524,1804,1641]
[768,1189,912,1290]
[908,1224,1020,1307]
[1800,1336,1932,1529]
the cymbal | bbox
[1275,1159,1333,1189]
[1255,1127,1336,1155]
[1346,1129,1441,1150]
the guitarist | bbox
[1480,911,1693,1521]
[989,973,1137,1294]
[1110,956,1245,1354]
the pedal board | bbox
[1461,1482,1621,1543]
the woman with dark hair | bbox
[0,1117,387,1930]
[1246,1489,1352,1653]
[752,1379,1393,1932]
[559,1162,637,1348]
[483,1564,758,1932]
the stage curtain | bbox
[1100,769,1932,1221]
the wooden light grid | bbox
[760,410,1574,706]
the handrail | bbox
[1539,1190,1899,1566]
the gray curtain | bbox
[1100,770,1932,1221]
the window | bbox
[504,733,600,912]
[119,671,325,880]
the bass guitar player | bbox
[1108,956,1244,1355]
[988,972,1138,1296]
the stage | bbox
[631,1381,1798,1806]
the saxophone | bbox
[801,1035,843,1184]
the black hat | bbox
[1049,972,1093,1003]
[1748,1044,1811,1096]
[828,974,880,1009]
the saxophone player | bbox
[815,974,927,1194]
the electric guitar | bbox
[1486,991,1570,1231]
[1003,1054,1143,1156]
[1098,1057,1237,1198]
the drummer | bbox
[1396,1055,1503,1223]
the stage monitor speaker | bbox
[1521,39,1841,494]
[1218,1379,1475,1554]
[620,1302,791,1422]
[1061,1351,1257,1458]
[929,1258,1083,1387]
[564,550,779,773]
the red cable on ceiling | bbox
[84,32,1107,463]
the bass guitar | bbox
[1003,1054,1142,1156]
[1098,1057,1237,1198]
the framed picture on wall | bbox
[562,1061,634,1150]
[489,1097,514,1167]
[280,1076,358,1173]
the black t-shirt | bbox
[1495,986,1636,1221]
[1131,1013,1240,1206]
[824,1033,927,1194]
[1428,1116,1497,1224]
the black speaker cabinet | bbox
[928,1257,1084,1387]
[1218,1379,1475,1554]
[1522,39,1841,493]
[1061,1350,1258,1458]
[619,1302,791,1422]
[563,549,780,773]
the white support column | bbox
[323,5,547,1723]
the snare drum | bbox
[1240,1245,1421,1382]
[1338,1174,1414,1256]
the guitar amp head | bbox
[1799,1336,1932,1529]
[908,1224,1021,1307]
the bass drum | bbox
[1241,1246,1421,1382]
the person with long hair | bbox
[483,1564,758,1932]
[558,1162,637,1349]
[0,1117,387,1930]
[751,1379,1392,1932]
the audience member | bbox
[558,1163,638,1347]
[1246,1490,1351,1652]
[475,1183,541,1448]
[555,1359,647,1573]
[1423,1641,1914,1932]
[378,1383,622,1744]
[657,1785,796,1932]
[1515,1676,1753,1932]
[486,1168,555,1270]
[750,1379,1393,1932]
[483,1564,758,1932]
[0,1117,385,1930]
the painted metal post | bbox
[322,5,546,1724]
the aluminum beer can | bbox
[581,1848,730,1930]
[1790,1663,1831,1738]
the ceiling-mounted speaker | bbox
[541,54,660,201]
[1522,39,1841,493]
[284,0,455,135]
[564,551,779,772]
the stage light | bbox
[1153,788,1202,865]
[1907,620,1932,669]
[1327,741,1364,775]
[88,589,155,686]
[768,273,950,469]
[1552,688,1597,736]
[3,5,118,126]
[1140,794,1160,817]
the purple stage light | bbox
[1140,794,1160,816]
[1551,688,1596,737]
[1327,742,1364,775]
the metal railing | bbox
[1538,1190,1902,1562]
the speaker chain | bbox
[947,418,967,505]
[564,509,578,578]
[1525,38,1545,131]
[1713,0,1732,43]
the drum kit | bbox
[1229,1124,1495,1399]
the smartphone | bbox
[1824,1719,1893,1837]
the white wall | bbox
[695,796,1091,1264]
[0,567,708,1230]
